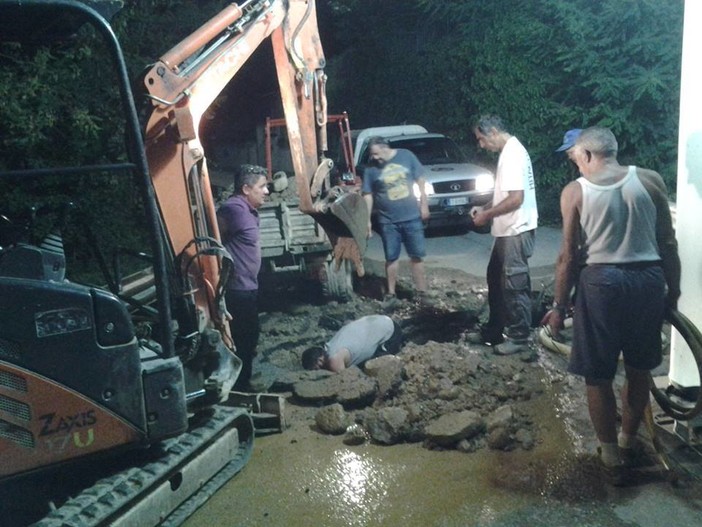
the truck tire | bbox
[320,259,354,302]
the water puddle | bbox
[182,361,637,527]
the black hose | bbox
[537,308,702,421]
[650,308,702,421]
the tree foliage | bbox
[325,0,684,221]
[0,0,685,230]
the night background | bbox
[0,0,684,225]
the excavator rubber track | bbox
[33,406,253,527]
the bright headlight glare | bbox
[475,174,495,192]
[413,181,434,199]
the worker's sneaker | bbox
[382,293,400,311]
[597,447,629,487]
[415,291,438,309]
[493,338,529,356]
[465,329,504,346]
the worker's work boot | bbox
[597,447,629,486]
[415,290,438,309]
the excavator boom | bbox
[0,0,334,524]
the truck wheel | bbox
[320,259,354,302]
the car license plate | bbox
[447,197,468,206]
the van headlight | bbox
[413,181,434,199]
[475,173,494,192]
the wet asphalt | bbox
[363,224,563,282]
[182,225,702,527]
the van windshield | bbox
[389,137,468,165]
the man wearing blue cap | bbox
[543,126,680,484]
[556,128,583,179]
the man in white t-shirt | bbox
[470,115,538,355]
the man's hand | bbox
[420,202,430,221]
[540,307,565,340]
[470,206,489,227]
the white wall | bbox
[670,0,702,387]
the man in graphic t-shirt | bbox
[361,136,430,308]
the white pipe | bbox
[670,0,702,387]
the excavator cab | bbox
[0,0,362,522]
[0,2,254,524]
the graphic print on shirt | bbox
[381,163,411,201]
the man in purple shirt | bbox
[217,164,269,391]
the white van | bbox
[352,124,428,167]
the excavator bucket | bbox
[328,192,368,258]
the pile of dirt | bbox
[249,267,563,454]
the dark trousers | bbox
[485,230,535,341]
[375,321,404,357]
[225,289,260,388]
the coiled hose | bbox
[650,308,702,421]
[538,309,702,420]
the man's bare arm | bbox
[363,193,374,237]
[638,169,681,307]
[544,181,581,336]
[416,177,430,220]
[326,348,350,372]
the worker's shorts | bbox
[568,263,666,380]
[380,218,426,261]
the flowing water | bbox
[182,365,702,527]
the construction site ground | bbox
[181,226,702,527]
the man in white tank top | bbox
[543,127,681,484]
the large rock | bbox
[424,410,485,446]
[486,404,514,432]
[293,367,378,408]
[275,369,331,391]
[364,355,404,399]
[364,407,410,445]
[315,403,349,435]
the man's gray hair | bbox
[235,164,267,194]
[576,127,618,158]
[474,115,509,135]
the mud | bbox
[251,267,554,453]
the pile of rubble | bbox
[253,273,552,453]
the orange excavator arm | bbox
[139,0,361,337]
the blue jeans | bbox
[484,230,535,341]
[380,218,427,261]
